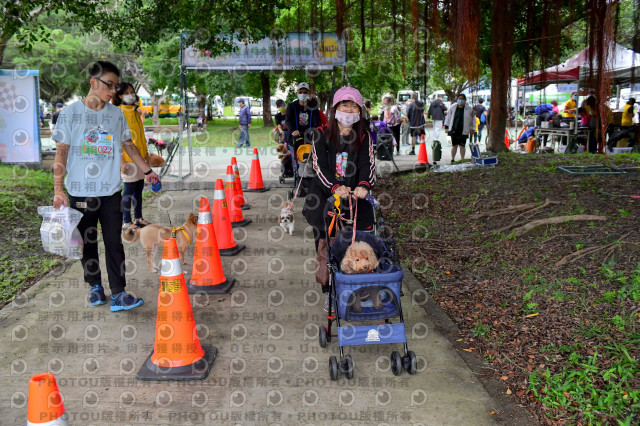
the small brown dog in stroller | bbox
[340,241,381,312]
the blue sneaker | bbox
[88,285,106,306]
[110,291,144,312]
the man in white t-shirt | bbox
[52,61,160,312]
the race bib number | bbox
[82,128,114,156]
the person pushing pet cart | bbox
[302,86,376,312]
[318,193,417,380]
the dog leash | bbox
[285,157,308,213]
[327,192,359,242]
[348,193,358,244]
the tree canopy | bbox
[2,0,638,142]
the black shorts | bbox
[451,135,468,146]
[410,127,425,137]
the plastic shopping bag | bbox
[37,206,84,259]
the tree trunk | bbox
[487,0,515,153]
[260,71,273,127]
[317,90,331,113]
[151,94,160,126]
[195,91,206,119]
[206,99,213,120]
[0,32,12,66]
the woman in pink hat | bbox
[302,86,376,312]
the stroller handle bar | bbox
[324,192,375,239]
[325,192,374,215]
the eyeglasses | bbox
[95,77,120,91]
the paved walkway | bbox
[0,147,500,425]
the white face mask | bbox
[335,110,360,127]
[298,93,309,102]
[122,94,137,105]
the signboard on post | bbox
[0,69,41,164]
[558,83,578,93]
[182,33,346,71]
[528,93,572,104]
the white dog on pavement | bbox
[279,202,295,235]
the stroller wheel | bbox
[406,351,418,375]
[279,176,285,184]
[390,351,402,376]
[318,325,327,348]
[329,356,339,380]
[344,355,354,380]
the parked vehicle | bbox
[469,89,492,109]
[211,95,224,118]
[608,88,640,111]
[250,97,263,116]
[39,100,52,119]
[397,90,419,105]
[233,96,251,116]
[425,90,451,110]
[138,95,181,118]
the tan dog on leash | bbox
[122,213,198,272]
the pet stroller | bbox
[318,195,416,380]
[376,132,400,173]
[284,140,313,200]
[277,146,294,183]
[277,134,295,184]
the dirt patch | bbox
[376,153,640,424]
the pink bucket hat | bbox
[332,86,363,108]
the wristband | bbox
[144,169,153,176]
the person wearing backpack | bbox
[382,94,402,155]
[407,92,426,155]
[473,98,487,144]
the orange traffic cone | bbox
[212,179,245,256]
[231,157,250,210]
[416,134,429,164]
[225,165,251,228]
[504,129,511,149]
[137,238,216,380]
[27,373,68,426]
[245,148,269,192]
[187,197,235,294]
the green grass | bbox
[189,119,277,148]
[528,344,640,423]
[471,322,492,338]
[527,262,640,423]
[143,117,277,148]
[0,165,59,305]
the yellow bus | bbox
[138,95,182,118]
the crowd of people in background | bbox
[524,88,639,153]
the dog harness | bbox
[171,226,192,244]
